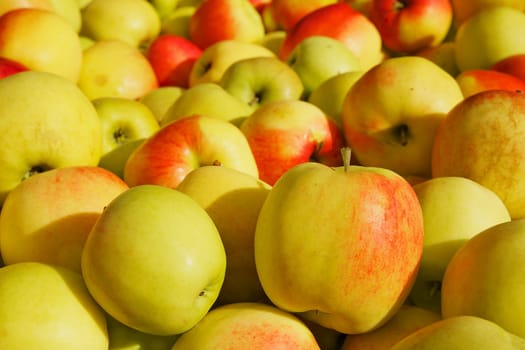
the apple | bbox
[149,0,179,19]
[177,165,270,305]
[92,97,160,157]
[268,0,338,31]
[171,302,321,349]
[391,315,525,350]
[49,0,82,32]
[240,99,346,185]
[259,29,287,55]
[0,8,82,82]
[454,6,525,72]
[77,39,158,100]
[432,89,525,220]
[450,0,525,26]
[285,35,361,98]
[417,41,460,77]
[98,138,145,180]
[346,0,372,16]
[441,219,525,340]
[219,56,304,112]
[189,0,266,49]
[124,114,259,189]
[139,86,186,123]
[254,151,424,334]
[455,68,525,98]
[161,82,253,126]
[80,0,161,48]
[145,34,202,88]
[0,70,102,205]
[492,53,525,82]
[407,176,511,313]
[81,184,226,335]
[278,2,383,72]
[0,166,129,272]
[0,56,28,79]
[341,55,464,179]
[159,5,196,39]
[368,0,453,54]
[189,39,275,87]
[0,262,108,349]
[0,0,53,16]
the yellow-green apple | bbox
[267,0,338,31]
[417,41,460,77]
[0,8,82,82]
[492,53,525,82]
[0,0,54,17]
[240,99,345,185]
[189,0,266,49]
[219,56,304,112]
[0,166,129,272]
[171,302,321,349]
[408,176,511,313]
[432,89,525,219]
[455,68,525,98]
[0,57,28,79]
[124,114,259,189]
[189,39,275,86]
[78,39,158,100]
[48,0,82,32]
[80,0,161,48]
[341,305,441,349]
[341,55,464,179]
[253,153,424,334]
[368,0,453,55]
[391,315,525,350]
[161,82,253,126]
[77,0,93,8]
[454,6,525,72]
[98,139,145,179]
[159,5,196,39]
[177,165,271,305]
[0,70,102,205]
[451,0,525,26]
[92,97,160,157]
[259,29,287,55]
[81,184,226,335]
[441,219,525,339]
[285,35,361,98]
[139,86,185,123]
[279,3,383,72]
[149,0,179,19]
[0,262,108,349]
[307,70,364,128]
[145,34,202,88]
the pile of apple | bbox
[2,0,525,349]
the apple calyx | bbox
[394,123,410,146]
[113,128,128,145]
[341,146,352,172]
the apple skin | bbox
[451,0,525,26]
[279,2,383,72]
[0,262,108,349]
[254,160,424,334]
[455,68,525,98]
[369,0,453,54]
[171,302,321,349]
[0,0,55,17]
[0,57,28,79]
[145,34,202,88]
[492,53,525,82]
[124,114,259,189]
[81,184,227,336]
[139,86,185,124]
[417,41,460,77]
[432,89,525,220]
[240,99,346,185]
[268,0,338,31]
[341,55,464,179]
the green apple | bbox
[441,219,525,339]
[451,0,525,26]
[160,5,196,39]
[258,30,287,56]
[392,315,525,350]
[286,35,361,98]
[341,305,441,350]
[177,165,271,306]
[417,41,460,77]
[139,86,185,123]
[253,153,424,334]
[81,0,161,48]
[0,166,129,272]
[341,55,464,179]
[171,302,321,349]
[149,0,179,19]
[0,8,83,82]
[0,262,108,349]
[98,138,145,179]
[49,0,82,32]
[219,56,304,112]
[92,97,160,156]
[82,184,226,335]
[161,82,253,126]
[189,39,275,86]
[0,70,103,205]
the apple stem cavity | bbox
[22,164,51,181]
[429,281,441,297]
[113,128,127,145]
[341,147,352,173]
[395,123,410,146]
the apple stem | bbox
[429,281,441,297]
[341,147,352,173]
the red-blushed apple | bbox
[492,53,525,82]
[240,99,346,185]
[0,0,54,17]
[278,2,383,71]
[189,0,266,49]
[455,68,525,98]
[124,114,259,189]
[0,57,27,79]
[254,149,424,334]
[267,0,338,31]
[145,34,202,88]
[369,0,453,54]
[0,166,129,273]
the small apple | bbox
[268,0,338,31]
[139,86,186,123]
[82,184,226,335]
[455,68,525,98]
[0,57,28,79]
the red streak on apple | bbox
[227,321,316,347]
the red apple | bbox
[146,34,202,88]
[455,68,525,98]
[268,0,338,31]
[0,57,27,78]
[491,53,525,82]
